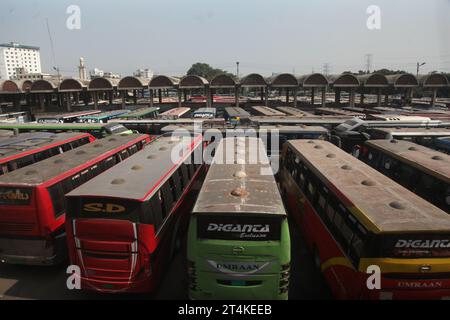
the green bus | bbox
[118,107,159,120]
[76,110,130,123]
[187,137,290,300]
[0,122,134,138]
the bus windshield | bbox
[197,215,282,241]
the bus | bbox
[0,122,134,138]
[364,128,450,149]
[109,118,225,135]
[332,116,446,152]
[158,107,190,120]
[279,139,450,299]
[0,134,150,265]
[192,108,216,119]
[315,107,365,118]
[0,130,14,138]
[0,111,28,123]
[276,107,313,117]
[35,110,102,123]
[435,137,450,154]
[119,107,159,120]
[357,139,450,213]
[1,132,94,176]
[225,107,251,125]
[65,134,205,293]
[188,137,290,300]
[252,106,286,117]
[77,110,130,123]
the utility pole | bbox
[322,63,331,76]
[365,54,373,73]
[236,61,240,79]
[417,62,426,77]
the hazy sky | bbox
[0,0,449,77]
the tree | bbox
[186,62,235,81]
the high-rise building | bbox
[0,42,42,80]
[134,68,153,79]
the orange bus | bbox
[279,139,450,300]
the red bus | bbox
[279,139,450,300]
[0,132,95,176]
[0,134,150,266]
[65,134,204,293]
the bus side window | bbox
[160,183,174,218]
[71,174,82,189]
[47,184,65,217]
[61,143,72,152]
[349,224,368,265]
[315,184,329,219]
[180,164,189,190]
[128,144,138,155]
[171,169,182,197]
[187,162,194,179]
[103,156,116,170]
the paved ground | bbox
[0,219,332,300]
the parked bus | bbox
[0,122,134,138]
[365,127,450,149]
[77,110,130,123]
[332,116,445,152]
[0,130,14,138]
[276,106,313,117]
[357,139,450,213]
[65,134,204,293]
[225,107,251,125]
[192,107,216,119]
[0,134,150,265]
[0,132,94,176]
[119,107,159,120]
[109,118,225,135]
[35,110,102,123]
[315,107,365,118]
[252,106,286,117]
[0,111,28,123]
[158,107,190,120]
[188,137,290,299]
[435,137,450,154]
[279,139,450,299]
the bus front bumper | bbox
[0,235,66,266]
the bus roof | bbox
[365,139,450,184]
[225,107,250,118]
[276,106,313,117]
[259,125,328,133]
[193,107,216,114]
[0,134,147,186]
[159,107,190,116]
[35,110,101,120]
[77,110,130,120]
[287,140,450,233]
[0,132,90,159]
[0,122,107,130]
[192,137,286,216]
[252,106,286,116]
[369,127,450,136]
[119,107,159,119]
[66,134,202,201]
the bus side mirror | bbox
[360,132,370,141]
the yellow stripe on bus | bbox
[321,257,355,272]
